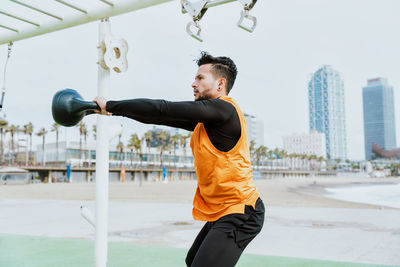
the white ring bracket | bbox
[100,33,128,73]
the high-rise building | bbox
[283,130,326,158]
[308,65,347,160]
[362,77,396,160]
[244,113,264,146]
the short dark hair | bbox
[196,51,238,94]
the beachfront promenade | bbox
[21,165,337,183]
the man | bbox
[94,52,265,267]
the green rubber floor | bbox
[0,234,392,267]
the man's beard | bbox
[195,93,211,101]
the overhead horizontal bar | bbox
[181,0,237,14]
[0,0,174,45]
[10,0,63,21]
[54,0,88,14]
[0,10,40,27]
[0,24,18,33]
[99,0,114,7]
[205,0,236,8]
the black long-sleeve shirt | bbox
[106,98,241,152]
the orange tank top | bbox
[190,96,259,221]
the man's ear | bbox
[218,78,227,91]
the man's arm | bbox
[107,98,234,122]
[120,113,198,132]
[95,98,235,131]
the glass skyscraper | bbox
[308,65,347,160]
[362,78,396,160]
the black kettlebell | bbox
[52,89,100,127]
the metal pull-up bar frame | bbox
[0,0,174,45]
[0,0,257,45]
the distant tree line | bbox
[0,117,328,171]
[249,140,326,171]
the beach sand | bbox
[1,176,399,208]
[0,176,399,266]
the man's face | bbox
[192,64,219,101]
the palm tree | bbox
[291,153,298,170]
[128,133,143,186]
[170,134,180,169]
[0,117,8,164]
[77,122,87,166]
[51,122,60,163]
[317,156,325,171]
[22,124,29,166]
[266,149,274,169]
[156,130,169,168]
[179,132,191,166]
[36,127,47,166]
[6,124,19,164]
[278,149,288,169]
[333,158,342,171]
[92,125,97,140]
[249,140,256,162]
[144,130,153,155]
[288,153,294,170]
[254,145,267,170]
[127,134,138,166]
[116,139,124,167]
[291,153,299,170]
[308,154,317,170]
[83,124,89,164]
[90,124,97,166]
[23,122,34,165]
[289,153,299,170]
[134,136,143,162]
[299,154,308,170]
[272,148,280,158]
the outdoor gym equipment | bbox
[181,0,258,41]
[51,88,100,127]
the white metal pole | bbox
[95,18,111,267]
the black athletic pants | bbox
[186,198,265,267]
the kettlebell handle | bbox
[70,98,100,114]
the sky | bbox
[0,0,399,161]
